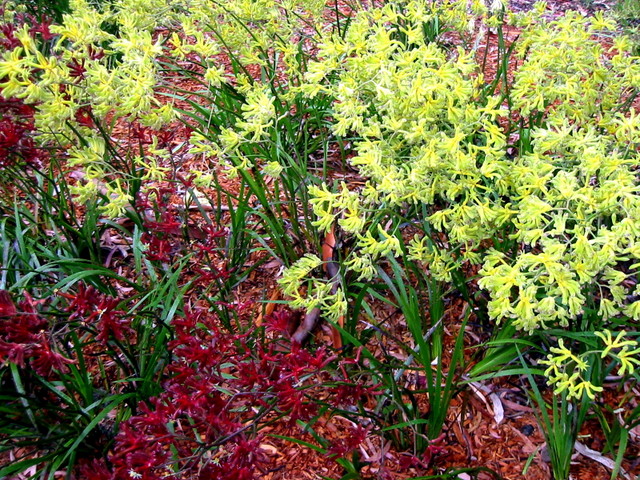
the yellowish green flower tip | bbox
[541,331,640,400]
[594,330,640,376]
[539,339,601,401]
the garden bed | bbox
[1,0,639,479]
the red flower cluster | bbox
[0,285,138,379]
[0,99,44,168]
[138,183,233,290]
[107,307,270,479]
[0,290,73,377]
[1,284,376,478]
[138,186,185,263]
[56,284,134,344]
[106,307,373,479]
[326,424,369,459]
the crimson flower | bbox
[0,289,17,317]
[29,18,54,41]
[30,339,74,376]
[326,425,369,459]
[0,21,20,49]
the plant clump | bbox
[1,0,640,478]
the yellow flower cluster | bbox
[0,0,329,216]
[511,11,621,121]
[278,254,347,321]
[540,331,640,400]
[0,0,181,216]
[539,339,603,400]
[297,1,510,291]
[595,330,640,375]
[287,0,640,334]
